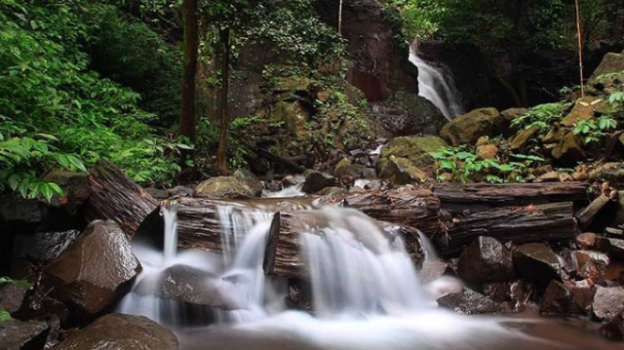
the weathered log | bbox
[315,189,442,237]
[576,193,619,232]
[437,202,576,256]
[85,159,158,235]
[433,182,588,214]
[263,210,424,279]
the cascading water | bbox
[410,44,464,120]
[118,203,558,350]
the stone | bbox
[52,313,178,350]
[509,127,538,151]
[377,156,427,185]
[437,288,505,314]
[576,232,597,249]
[368,92,447,136]
[439,108,505,146]
[600,311,624,340]
[0,195,48,234]
[168,186,194,198]
[560,97,606,127]
[589,52,624,83]
[301,171,337,194]
[476,144,499,160]
[589,162,624,184]
[540,280,584,315]
[615,191,624,226]
[194,176,254,199]
[573,250,611,281]
[592,285,624,320]
[378,136,448,168]
[513,243,561,288]
[0,283,27,315]
[0,319,49,350]
[233,168,263,197]
[567,279,596,313]
[333,158,366,179]
[536,171,561,183]
[572,170,589,181]
[43,220,141,315]
[482,283,511,303]
[457,236,514,286]
[12,230,81,264]
[551,132,586,166]
[595,236,624,260]
[500,108,528,133]
[541,126,566,144]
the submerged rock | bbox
[43,220,141,315]
[194,176,255,199]
[439,108,506,146]
[437,288,505,314]
[513,243,561,288]
[0,319,49,350]
[592,285,624,320]
[52,313,178,350]
[457,236,514,286]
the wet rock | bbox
[53,313,178,350]
[540,280,584,315]
[301,171,337,194]
[595,236,624,259]
[135,265,239,310]
[552,132,586,166]
[233,168,263,197]
[509,126,538,151]
[194,176,254,199]
[482,283,511,303]
[368,92,447,136]
[377,156,427,185]
[333,158,366,180]
[12,230,80,264]
[513,243,561,288]
[592,285,624,320]
[0,283,27,315]
[437,288,505,314]
[600,310,624,340]
[561,97,606,127]
[589,162,624,184]
[282,174,306,188]
[43,220,141,316]
[573,250,612,281]
[439,108,505,146]
[0,319,49,350]
[568,280,596,313]
[589,52,624,83]
[457,236,514,286]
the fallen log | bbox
[437,202,576,256]
[263,210,424,279]
[576,193,619,232]
[85,159,158,235]
[314,189,443,238]
[433,182,588,214]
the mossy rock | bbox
[194,176,254,199]
[333,158,366,179]
[551,132,586,166]
[273,77,313,93]
[439,108,505,146]
[377,156,427,185]
[272,100,309,136]
[510,127,539,151]
[233,168,263,197]
[561,97,606,127]
[379,136,448,169]
[589,52,624,83]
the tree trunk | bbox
[217,28,231,173]
[433,182,588,214]
[85,159,158,236]
[575,0,585,97]
[180,0,199,141]
[437,202,575,256]
[315,189,442,238]
[263,211,424,279]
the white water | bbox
[410,45,464,120]
[119,203,547,350]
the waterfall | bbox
[409,45,464,120]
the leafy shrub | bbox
[511,102,567,131]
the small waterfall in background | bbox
[409,43,464,120]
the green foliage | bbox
[511,103,567,131]
[573,116,617,144]
[0,309,10,322]
[0,276,31,289]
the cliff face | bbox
[314,0,419,102]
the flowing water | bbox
[409,45,464,120]
[119,203,615,350]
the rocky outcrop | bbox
[439,108,509,146]
[52,313,178,350]
[43,220,141,316]
[590,52,624,83]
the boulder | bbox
[0,283,27,315]
[52,313,178,350]
[551,132,586,166]
[0,319,49,350]
[333,158,366,180]
[194,177,254,199]
[12,230,80,264]
[513,243,561,288]
[576,232,597,249]
[600,311,624,340]
[377,156,427,185]
[368,92,447,136]
[439,108,506,146]
[457,236,514,286]
[592,285,624,320]
[589,52,624,83]
[43,220,141,315]
[572,250,612,282]
[540,280,584,315]
[560,97,606,127]
[595,236,624,260]
[233,168,263,197]
[0,195,49,234]
[500,108,527,132]
[509,127,538,151]
[437,288,505,314]
[378,136,448,167]
[301,171,337,194]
